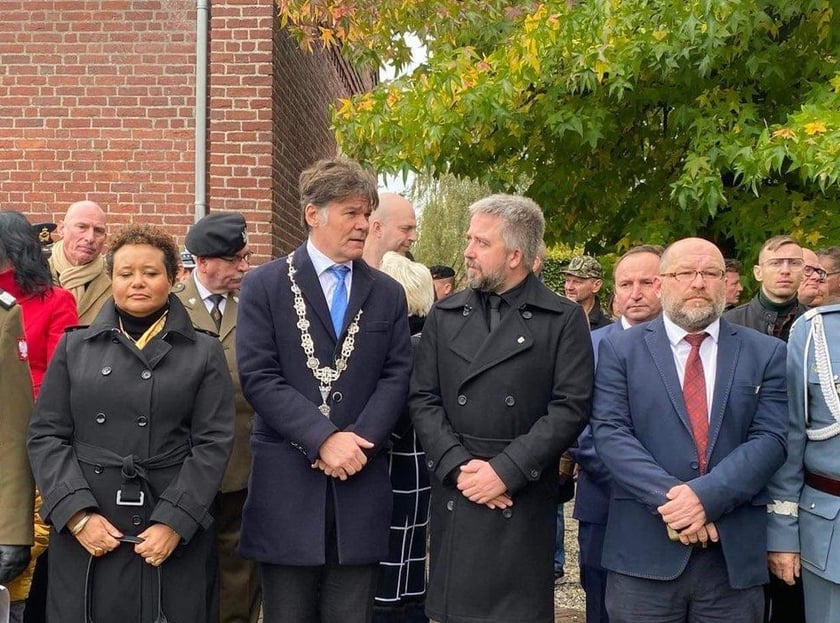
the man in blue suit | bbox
[236,158,413,623]
[591,237,789,622]
[572,244,663,623]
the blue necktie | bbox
[328,265,349,336]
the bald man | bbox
[49,200,111,324]
[362,192,417,268]
[591,237,788,623]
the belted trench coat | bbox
[27,296,234,623]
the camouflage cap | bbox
[565,255,603,279]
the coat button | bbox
[505,395,515,407]
[457,395,467,406]
[101,366,112,376]
[502,508,513,518]
[332,391,343,403]
[93,464,103,474]
[690,461,699,470]
[137,416,148,427]
[140,370,152,380]
[521,310,533,319]
[530,469,539,479]
[132,515,142,526]
[446,500,454,511]
[95,413,106,424]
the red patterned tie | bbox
[683,333,709,473]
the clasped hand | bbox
[658,484,716,545]
[70,511,180,567]
[456,459,512,509]
[312,431,374,480]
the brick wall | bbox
[0,0,373,261]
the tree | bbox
[279,0,840,261]
[409,173,490,285]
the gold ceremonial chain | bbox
[287,254,362,417]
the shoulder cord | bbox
[806,313,840,441]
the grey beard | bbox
[467,271,506,293]
[666,298,726,332]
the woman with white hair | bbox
[373,251,435,623]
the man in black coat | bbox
[236,158,413,623]
[409,194,593,623]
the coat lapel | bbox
[292,246,335,342]
[177,278,217,334]
[446,290,488,365]
[462,310,534,385]
[345,260,374,338]
[644,318,693,435]
[707,320,740,455]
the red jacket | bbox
[0,269,78,398]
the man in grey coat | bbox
[409,194,593,623]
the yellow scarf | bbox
[119,311,168,350]
[49,239,107,302]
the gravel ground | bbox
[554,499,587,622]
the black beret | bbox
[429,264,455,279]
[32,222,57,247]
[185,212,247,257]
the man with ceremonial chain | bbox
[236,158,413,623]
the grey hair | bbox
[468,194,545,268]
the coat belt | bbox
[805,471,840,497]
[74,440,191,505]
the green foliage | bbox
[410,173,492,286]
[281,0,840,263]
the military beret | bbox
[429,264,455,279]
[180,250,196,269]
[564,255,603,279]
[185,212,247,258]
[32,222,57,247]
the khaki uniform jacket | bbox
[0,295,35,546]
[174,278,252,492]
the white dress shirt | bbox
[663,314,720,420]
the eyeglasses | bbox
[660,270,725,282]
[803,264,827,281]
[761,257,805,270]
[219,252,252,265]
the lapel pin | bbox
[517,336,525,344]
[463,305,472,317]
[188,297,196,305]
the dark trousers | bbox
[605,546,764,623]
[765,575,805,623]
[578,522,609,623]
[216,489,261,623]
[261,561,378,623]
[371,601,428,623]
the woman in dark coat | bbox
[28,224,234,623]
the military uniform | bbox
[179,211,260,623]
[767,304,840,622]
[0,291,35,563]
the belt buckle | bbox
[116,490,145,506]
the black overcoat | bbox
[409,275,593,623]
[27,296,234,623]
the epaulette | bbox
[63,324,90,333]
[0,288,16,310]
[803,303,840,320]
[171,282,187,293]
[194,326,220,338]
